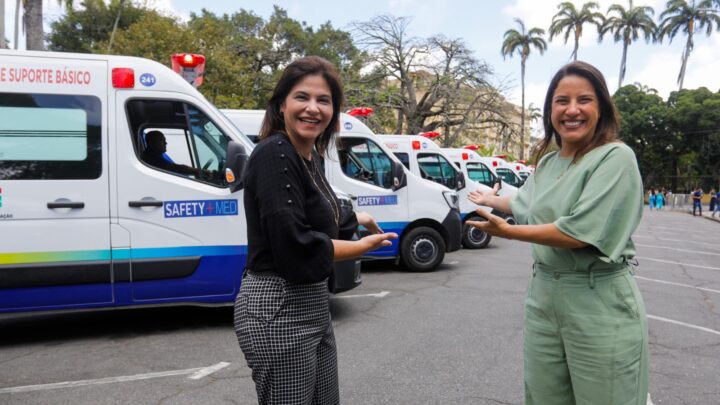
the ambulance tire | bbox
[400,227,446,272]
[461,217,491,249]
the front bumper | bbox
[328,258,362,294]
[442,209,462,252]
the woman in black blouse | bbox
[234,56,397,404]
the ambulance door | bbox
[115,93,246,303]
[331,136,408,257]
[0,85,112,311]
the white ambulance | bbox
[0,50,361,315]
[222,110,462,272]
[377,135,493,249]
[443,148,519,225]
[510,161,532,182]
[485,156,525,188]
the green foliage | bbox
[48,0,151,53]
[103,12,195,64]
[615,84,720,191]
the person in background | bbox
[709,188,717,213]
[713,189,720,218]
[467,61,648,405]
[141,130,214,178]
[233,56,397,405]
[655,187,664,210]
[692,186,703,216]
[648,187,656,210]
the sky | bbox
[4,0,720,131]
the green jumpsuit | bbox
[509,143,648,405]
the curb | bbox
[684,210,720,223]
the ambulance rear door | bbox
[0,53,112,312]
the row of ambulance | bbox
[0,50,528,314]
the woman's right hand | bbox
[468,182,500,206]
[360,232,398,251]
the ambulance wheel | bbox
[400,227,445,272]
[505,216,517,225]
[462,217,491,249]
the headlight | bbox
[442,191,459,210]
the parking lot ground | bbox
[0,207,718,404]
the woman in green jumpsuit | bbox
[468,61,648,405]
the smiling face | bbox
[281,74,333,155]
[550,75,600,155]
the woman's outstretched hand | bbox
[468,183,500,206]
[465,207,512,239]
[360,232,398,251]
[356,211,383,234]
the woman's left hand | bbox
[465,208,513,239]
[356,211,383,234]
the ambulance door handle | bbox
[47,201,85,209]
[129,200,163,208]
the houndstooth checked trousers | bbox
[234,272,339,405]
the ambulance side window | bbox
[466,162,495,188]
[393,153,410,170]
[126,99,229,187]
[418,153,457,189]
[338,137,394,189]
[0,92,102,180]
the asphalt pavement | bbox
[0,207,718,404]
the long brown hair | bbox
[259,56,344,157]
[534,61,620,165]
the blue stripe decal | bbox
[112,245,247,260]
[377,221,409,230]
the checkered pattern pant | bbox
[234,272,339,405]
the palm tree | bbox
[658,0,720,90]
[22,0,73,50]
[549,1,605,60]
[501,18,547,160]
[600,1,657,88]
[1,0,6,48]
[23,0,43,50]
[13,0,20,49]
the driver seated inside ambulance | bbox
[141,130,214,178]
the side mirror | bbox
[225,140,248,192]
[456,171,466,191]
[391,160,407,191]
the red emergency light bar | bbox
[347,107,374,117]
[173,53,205,68]
[171,53,206,87]
[464,145,479,151]
[494,154,507,159]
[419,131,440,139]
[112,68,135,88]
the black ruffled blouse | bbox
[242,132,358,283]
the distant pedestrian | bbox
[713,190,720,218]
[648,188,656,210]
[709,188,717,212]
[656,189,664,210]
[692,187,703,216]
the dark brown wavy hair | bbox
[259,56,344,158]
[534,61,620,165]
